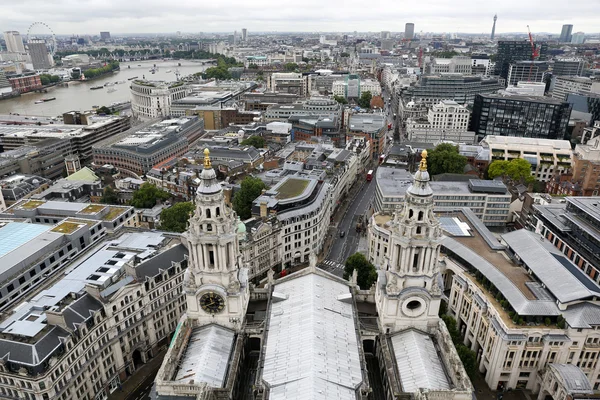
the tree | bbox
[160,202,195,233]
[241,135,265,149]
[340,52,350,57]
[248,63,259,69]
[71,70,81,80]
[343,253,377,290]
[39,74,61,85]
[333,95,348,105]
[284,62,299,71]
[357,91,372,109]
[427,143,468,176]
[488,158,534,184]
[203,66,231,80]
[130,183,170,209]
[232,176,266,220]
[100,186,119,204]
[370,95,385,109]
[96,106,113,115]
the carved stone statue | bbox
[308,251,318,269]
[267,269,275,286]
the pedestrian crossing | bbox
[319,259,345,275]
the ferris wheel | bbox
[27,22,56,56]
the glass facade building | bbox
[494,41,548,81]
[567,92,600,125]
[471,94,572,140]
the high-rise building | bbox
[381,30,391,39]
[491,14,497,40]
[241,28,247,41]
[471,93,572,140]
[100,31,111,40]
[405,23,415,40]
[552,59,585,76]
[507,61,549,85]
[3,31,25,53]
[567,92,600,125]
[559,24,573,42]
[27,39,53,70]
[0,70,12,95]
[494,40,548,81]
[571,32,585,44]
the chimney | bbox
[260,201,268,218]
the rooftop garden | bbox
[275,178,309,200]
[20,200,45,210]
[51,221,83,234]
[102,207,125,221]
[80,204,106,214]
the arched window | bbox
[409,209,414,219]
[416,226,422,235]
[418,211,424,221]
[207,224,213,232]
[206,208,211,218]
[216,207,220,217]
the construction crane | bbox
[527,25,540,81]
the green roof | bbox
[65,167,99,182]
[275,178,309,200]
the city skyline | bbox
[1,0,599,36]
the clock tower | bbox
[182,149,249,331]
[375,150,444,332]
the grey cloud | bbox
[1,0,599,34]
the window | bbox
[206,208,211,218]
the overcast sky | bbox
[2,0,599,36]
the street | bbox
[326,169,378,265]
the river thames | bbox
[0,60,208,117]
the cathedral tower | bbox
[376,150,444,332]
[182,149,249,330]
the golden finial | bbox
[203,148,211,169]
[419,149,428,171]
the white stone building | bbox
[130,80,190,121]
[481,135,573,182]
[432,57,473,75]
[551,76,600,101]
[406,100,475,143]
[369,167,600,396]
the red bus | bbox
[366,170,373,181]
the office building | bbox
[471,93,572,140]
[532,196,600,286]
[553,59,585,77]
[264,97,342,122]
[491,14,497,40]
[432,57,473,74]
[0,116,131,161]
[305,71,348,95]
[241,28,247,41]
[567,92,600,125]
[348,113,388,157]
[494,41,548,81]
[481,135,573,182]
[332,74,381,99]
[0,225,188,400]
[572,32,586,44]
[156,150,473,400]
[507,61,549,86]
[7,72,42,93]
[374,167,511,225]
[401,75,504,106]
[551,76,600,101]
[3,31,25,53]
[0,70,13,95]
[371,180,600,396]
[27,39,53,70]
[0,139,72,181]
[406,100,475,143]
[405,22,415,40]
[100,31,111,40]
[93,117,204,176]
[130,80,191,120]
[504,81,546,97]
[560,24,573,42]
[242,92,300,112]
[267,72,304,95]
[565,136,600,196]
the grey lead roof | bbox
[502,230,600,303]
[391,330,450,392]
[262,273,363,400]
[549,364,593,394]
[174,325,235,387]
[562,302,600,329]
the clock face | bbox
[200,292,225,314]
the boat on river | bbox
[90,85,104,90]
[34,100,44,104]
[42,97,56,102]
[127,76,138,80]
